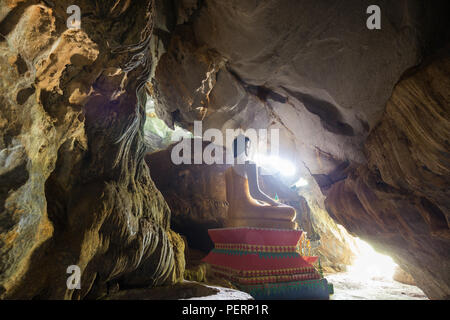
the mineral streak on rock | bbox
[0,0,184,299]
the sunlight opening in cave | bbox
[293,177,309,187]
[349,238,397,281]
[253,153,297,177]
[144,95,192,151]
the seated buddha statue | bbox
[224,135,298,230]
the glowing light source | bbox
[254,154,296,177]
[349,238,397,281]
[293,177,309,188]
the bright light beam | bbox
[293,177,309,187]
[254,154,296,177]
[349,238,397,281]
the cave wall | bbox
[0,0,184,299]
[324,55,450,300]
[145,140,230,253]
[151,0,431,174]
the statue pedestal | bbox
[202,227,331,300]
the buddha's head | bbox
[232,135,251,159]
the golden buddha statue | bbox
[224,135,298,230]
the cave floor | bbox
[105,277,427,300]
[177,275,428,300]
[326,272,428,300]
[105,281,253,300]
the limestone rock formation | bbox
[145,139,230,252]
[393,266,416,286]
[152,0,429,173]
[325,55,450,300]
[0,0,184,299]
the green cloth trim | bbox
[212,248,300,259]
[238,279,328,297]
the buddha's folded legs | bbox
[225,217,298,230]
[234,203,297,221]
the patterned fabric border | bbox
[212,248,301,259]
[210,264,316,277]
[211,267,321,285]
[208,227,302,246]
[214,243,300,253]
[211,227,302,233]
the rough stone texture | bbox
[0,0,184,299]
[152,0,433,175]
[183,247,237,290]
[104,279,253,300]
[145,139,230,253]
[294,179,360,272]
[149,0,450,299]
[393,266,416,286]
[105,281,218,300]
[324,55,450,299]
